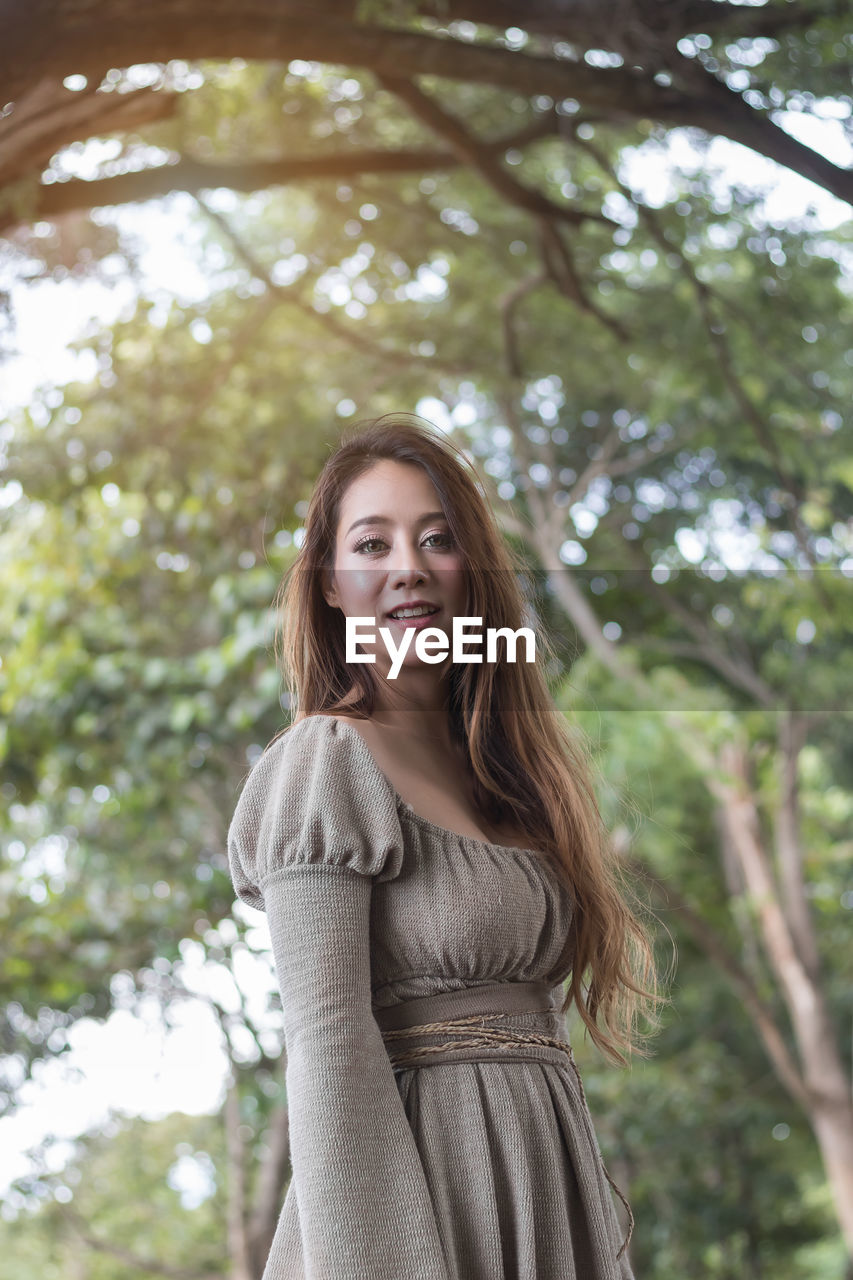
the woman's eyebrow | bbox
[345,511,446,536]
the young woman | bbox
[227,414,661,1280]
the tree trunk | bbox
[248,1096,291,1278]
[224,1078,254,1280]
[517,494,853,1253]
[713,739,853,1257]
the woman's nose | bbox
[390,542,429,583]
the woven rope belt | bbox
[373,980,634,1259]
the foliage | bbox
[1,6,852,1274]
[0,1111,227,1279]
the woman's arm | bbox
[262,862,449,1280]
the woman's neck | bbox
[349,668,457,750]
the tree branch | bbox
[1,110,566,230]
[2,146,462,231]
[537,218,629,340]
[500,269,548,379]
[375,75,608,227]
[0,78,178,189]
[570,127,839,602]
[1,8,677,115]
[625,855,810,1111]
[409,0,850,48]
[618,541,778,707]
[57,1205,221,1280]
[774,710,822,984]
[3,5,850,204]
[496,312,641,676]
[197,197,474,376]
[660,51,853,205]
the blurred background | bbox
[1,3,852,1277]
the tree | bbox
[2,4,852,1273]
[2,0,852,225]
[0,1110,227,1279]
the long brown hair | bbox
[273,413,663,1065]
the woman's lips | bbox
[385,608,442,631]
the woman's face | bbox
[323,459,468,675]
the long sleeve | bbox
[227,716,449,1280]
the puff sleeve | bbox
[227,716,449,1280]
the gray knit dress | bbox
[227,713,636,1280]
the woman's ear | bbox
[321,567,339,610]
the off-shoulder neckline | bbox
[299,714,543,859]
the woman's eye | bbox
[352,531,452,554]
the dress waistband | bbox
[373,979,556,1033]
[375,980,570,1074]
[374,979,635,1260]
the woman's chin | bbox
[378,657,448,679]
